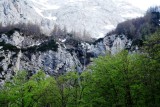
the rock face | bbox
[0,30,132,84]
[0,0,143,38]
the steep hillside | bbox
[0,24,132,84]
[106,6,160,47]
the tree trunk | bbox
[125,84,133,107]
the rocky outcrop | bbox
[0,30,132,84]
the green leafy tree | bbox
[55,72,84,107]
[0,70,60,107]
[82,51,148,107]
[140,29,160,107]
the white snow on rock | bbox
[0,0,144,38]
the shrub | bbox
[0,41,20,52]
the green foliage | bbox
[54,72,83,107]
[143,29,160,61]
[0,71,58,107]
[82,51,133,106]
[81,49,160,107]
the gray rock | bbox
[0,30,132,84]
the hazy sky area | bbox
[126,0,160,10]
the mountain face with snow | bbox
[0,0,143,38]
[0,0,55,35]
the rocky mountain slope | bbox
[0,0,143,38]
[0,29,131,84]
[0,0,147,84]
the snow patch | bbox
[121,13,143,18]
[33,6,44,17]
[69,0,87,3]
[45,15,57,20]
[59,38,66,43]
[104,25,115,30]
[33,7,57,20]
[98,33,105,38]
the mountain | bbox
[0,0,144,38]
[0,28,131,84]
[0,0,147,84]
